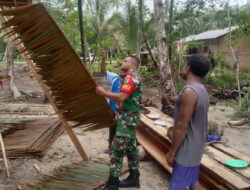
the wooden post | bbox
[0,133,10,177]
[0,13,89,161]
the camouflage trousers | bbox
[109,136,139,177]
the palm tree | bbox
[86,0,119,64]
[77,0,87,63]
[138,0,158,66]
[121,0,138,54]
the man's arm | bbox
[101,51,107,75]
[96,86,129,103]
[166,88,198,166]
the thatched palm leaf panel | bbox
[0,118,63,158]
[0,3,115,130]
[0,0,32,7]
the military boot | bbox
[102,176,119,190]
[119,169,140,188]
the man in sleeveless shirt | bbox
[96,56,142,190]
[166,55,210,190]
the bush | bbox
[209,74,236,88]
[231,88,250,120]
[8,95,26,102]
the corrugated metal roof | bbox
[180,26,238,43]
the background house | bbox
[179,27,250,71]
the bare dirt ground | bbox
[0,63,170,190]
[0,63,249,190]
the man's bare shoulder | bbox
[181,87,198,103]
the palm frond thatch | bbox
[20,161,128,190]
[0,118,63,158]
[0,3,115,130]
[0,0,32,7]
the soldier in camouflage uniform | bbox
[96,56,142,190]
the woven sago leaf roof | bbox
[0,0,32,7]
[0,3,115,131]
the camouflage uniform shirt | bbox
[115,69,142,138]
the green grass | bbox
[8,95,26,102]
[148,81,160,88]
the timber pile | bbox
[138,107,250,190]
[0,0,32,7]
[0,118,63,158]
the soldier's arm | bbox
[96,73,134,102]
[101,51,107,75]
[96,87,129,102]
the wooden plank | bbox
[0,12,88,161]
[205,146,250,180]
[212,143,250,165]
[201,154,250,189]
[137,125,217,190]
[144,107,174,126]
[137,127,172,173]
[140,114,170,138]
[139,107,250,189]
[0,133,10,177]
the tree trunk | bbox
[77,0,87,64]
[7,39,21,98]
[139,0,158,67]
[227,2,241,107]
[168,0,174,64]
[154,0,176,116]
[90,40,98,65]
[109,50,112,65]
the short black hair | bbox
[128,56,140,68]
[187,55,210,78]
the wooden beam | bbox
[212,143,250,165]
[0,12,88,161]
[205,146,250,180]
[0,133,10,177]
[201,155,250,189]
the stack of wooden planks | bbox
[138,107,250,190]
[0,118,63,158]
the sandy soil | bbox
[208,105,250,154]
[0,63,249,189]
[0,63,170,190]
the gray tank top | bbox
[174,82,209,167]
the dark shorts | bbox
[169,162,199,190]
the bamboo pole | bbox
[0,11,89,161]
[0,133,10,177]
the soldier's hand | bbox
[96,86,106,96]
[101,51,107,60]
